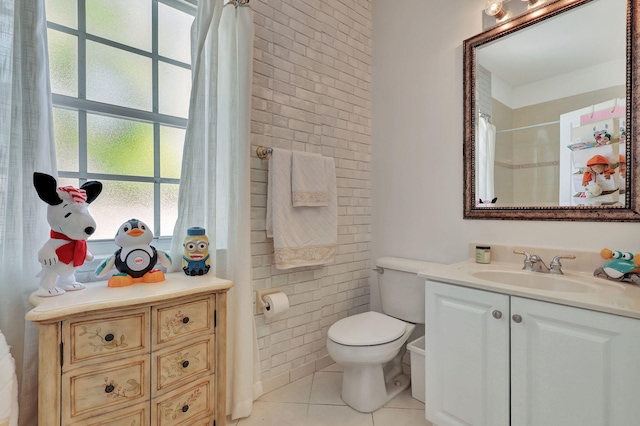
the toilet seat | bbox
[328,311,407,346]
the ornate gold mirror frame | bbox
[463,0,640,221]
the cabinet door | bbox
[511,297,640,426]
[425,281,510,426]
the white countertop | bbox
[419,260,640,319]
[25,272,234,322]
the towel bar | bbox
[256,146,273,159]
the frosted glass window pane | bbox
[86,0,151,52]
[86,41,152,111]
[48,29,77,97]
[160,126,185,179]
[87,114,154,177]
[46,0,77,29]
[89,181,154,240]
[161,184,179,236]
[159,62,191,118]
[53,108,79,172]
[158,3,194,64]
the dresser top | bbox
[25,272,234,322]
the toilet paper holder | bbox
[255,287,284,314]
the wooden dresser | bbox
[26,272,233,426]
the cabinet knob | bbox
[182,405,189,413]
[492,310,502,319]
[105,333,114,342]
[512,314,523,323]
[182,317,190,324]
[105,384,115,393]
[182,360,189,368]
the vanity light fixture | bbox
[522,0,545,8]
[484,0,509,21]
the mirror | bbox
[463,0,640,220]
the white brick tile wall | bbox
[251,0,372,386]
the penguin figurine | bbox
[95,219,172,287]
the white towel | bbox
[0,330,18,426]
[267,148,337,269]
[291,151,328,207]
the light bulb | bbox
[522,0,545,7]
[484,0,507,20]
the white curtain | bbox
[169,0,261,420]
[0,0,57,425]
[476,115,496,204]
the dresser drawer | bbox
[153,378,213,426]
[153,297,214,346]
[153,338,214,395]
[188,418,217,426]
[79,401,148,426]
[62,355,149,424]
[62,307,150,369]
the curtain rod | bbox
[225,0,250,6]
[496,120,560,134]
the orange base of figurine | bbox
[108,270,165,288]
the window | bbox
[46,0,196,243]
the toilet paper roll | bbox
[263,292,289,318]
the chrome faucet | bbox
[513,250,576,275]
[529,254,550,273]
[513,250,534,270]
[549,254,577,275]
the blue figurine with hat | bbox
[182,227,211,276]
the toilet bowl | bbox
[326,257,440,413]
[327,311,416,413]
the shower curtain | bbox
[169,0,262,419]
[476,114,496,205]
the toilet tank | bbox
[376,257,443,324]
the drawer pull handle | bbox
[182,405,189,413]
[104,333,115,342]
[182,361,190,368]
[105,384,115,393]
[182,317,190,324]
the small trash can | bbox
[407,336,425,403]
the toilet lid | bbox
[328,311,407,346]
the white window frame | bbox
[47,0,196,259]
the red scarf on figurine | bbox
[50,230,87,267]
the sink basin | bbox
[471,270,603,293]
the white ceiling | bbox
[476,0,626,88]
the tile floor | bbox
[228,363,433,426]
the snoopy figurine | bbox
[95,218,171,287]
[33,172,103,297]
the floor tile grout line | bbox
[307,371,316,404]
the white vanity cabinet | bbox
[425,280,640,426]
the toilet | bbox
[326,257,440,413]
